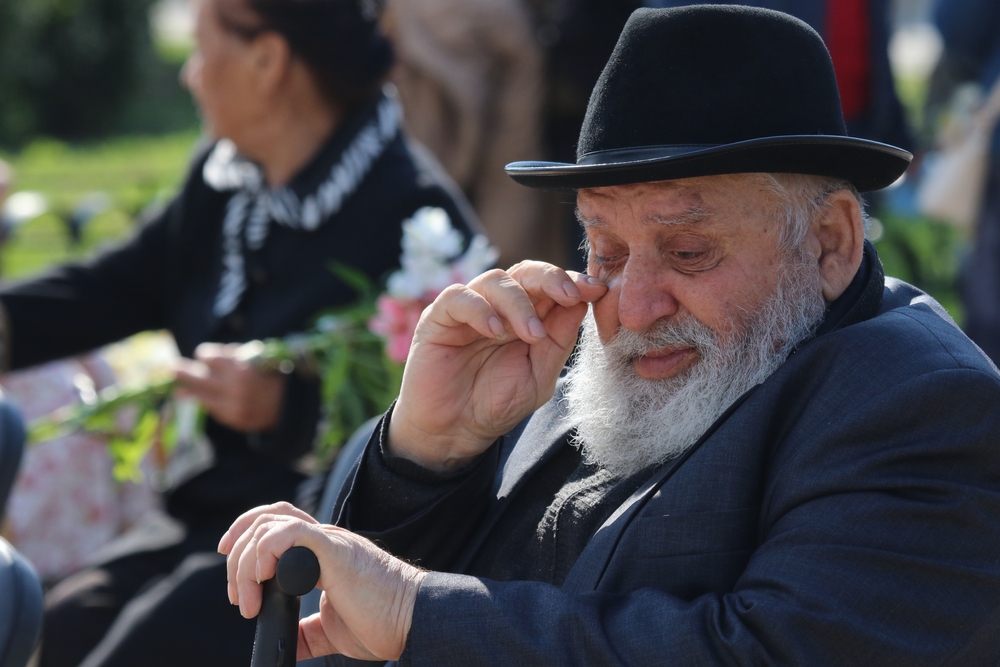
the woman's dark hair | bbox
[219,0,394,110]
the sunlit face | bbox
[578,175,793,382]
[181,0,267,145]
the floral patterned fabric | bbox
[1,355,160,581]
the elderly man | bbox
[221,6,1000,666]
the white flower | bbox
[400,207,463,261]
[385,207,498,299]
[453,235,500,284]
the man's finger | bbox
[569,271,609,302]
[507,261,582,308]
[298,613,337,660]
[222,503,316,605]
[234,521,280,617]
[423,284,509,342]
[220,502,315,554]
[236,520,331,618]
[468,269,548,343]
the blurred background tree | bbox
[0,0,197,146]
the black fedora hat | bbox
[506,5,911,192]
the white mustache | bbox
[602,316,719,368]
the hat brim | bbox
[506,135,912,192]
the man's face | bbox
[578,175,791,381]
[568,174,827,477]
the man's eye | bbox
[667,246,720,272]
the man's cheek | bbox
[590,288,621,344]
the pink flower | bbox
[369,294,431,363]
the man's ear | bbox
[806,189,865,302]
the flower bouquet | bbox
[27,207,498,480]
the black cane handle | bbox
[250,546,321,667]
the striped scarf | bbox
[203,94,401,318]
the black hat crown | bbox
[507,5,910,192]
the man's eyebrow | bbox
[575,208,605,229]
[648,206,712,226]
[575,206,713,229]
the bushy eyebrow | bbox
[647,206,712,226]
[575,205,713,230]
[575,208,603,229]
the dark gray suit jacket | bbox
[337,258,1000,666]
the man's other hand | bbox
[389,261,607,472]
[174,342,284,432]
[219,502,425,662]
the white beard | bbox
[563,250,827,479]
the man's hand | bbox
[174,342,285,432]
[219,502,425,662]
[389,261,607,472]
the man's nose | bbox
[616,259,681,332]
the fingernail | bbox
[239,600,247,617]
[255,562,261,584]
[562,281,580,298]
[488,316,507,340]
[586,275,600,285]
[217,534,228,554]
[528,317,546,339]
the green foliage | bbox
[0,0,198,147]
[257,265,404,466]
[0,131,198,277]
[27,273,405,478]
[27,378,176,481]
[873,212,967,323]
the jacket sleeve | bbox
[335,408,501,572]
[399,367,1000,667]
[0,196,176,370]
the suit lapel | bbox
[562,389,756,592]
[561,452,687,592]
[453,395,574,572]
[495,398,575,500]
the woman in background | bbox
[0,1,477,665]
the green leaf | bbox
[328,261,376,299]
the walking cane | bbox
[250,546,321,667]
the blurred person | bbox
[383,0,546,267]
[929,0,1000,363]
[0,0,478,666]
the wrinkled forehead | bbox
[576,174,777,230]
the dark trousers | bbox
[41,525,257,667]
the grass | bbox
[0,131,199,278]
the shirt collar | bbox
[812,239,885,340]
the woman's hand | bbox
[219,502,425,662]
[174,342,285,432]
[388,261,607,472]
